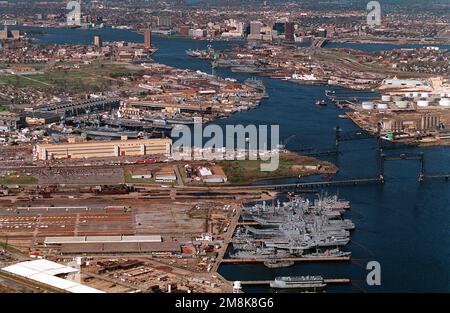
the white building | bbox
[1,259,105,293]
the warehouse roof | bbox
[60,242,181,254]
[1,260,105,293]
[45,235,162,245]
[3,259,78,276]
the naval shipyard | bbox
[228,194,354,266]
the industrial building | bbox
[44,235,163,245]
[0,112,25,131]
[184,164,228,183]
[30,98,121,119]
[380,112,441,133]
[0,26,21,40]
[25,112,60,125]
[35,138,172,160]
[1,260,105,293]
[43,235,181,255]
[59,242,181,255]
[154,166,177,183]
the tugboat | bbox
[315,100,326,106]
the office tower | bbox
[144,29,151,49]
[93,35,102,47]
[285,22,295,41]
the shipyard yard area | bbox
[0,143,345,293]
[0,187,354,293]
[0,194,244,293]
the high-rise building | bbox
[285,22,295,42]
[250,21,262,35]
[0,26,9,40]
[316,28,327,38]
[178,25,190,36]
[144,29,151,49]
[324,26,336,38]
[93,35,102,47]
[157,16,172,27]
[248,21,263,40]
[273,22,285,35]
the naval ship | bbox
[230,195,354,259]
[270,276,326,289]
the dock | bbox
[240,278,351,286]
[220,256,351,264]
[212,206,243,272]
[237,221,259,226]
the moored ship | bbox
[270,276,326,289]
[263,260,295,269]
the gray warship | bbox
[231,195,354,259]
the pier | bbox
[312,38,328,48]
[212,206,243,272]
[425,174,450,180]
[240,278,351,286]
[220,256,351,264]
[270,177,382,191]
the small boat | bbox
[315,100,326,106]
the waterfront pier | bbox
[239,278,351,286]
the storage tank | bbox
[439,98,450,107]
[362,102,374,110]
[392,96,403,101]
[395,100,408,108]
[421,92,429,98]
[416,100,429,107]
[381,95,391,102]
[412,92,420,98]
[377,103,388,109]
[404,93,413,98]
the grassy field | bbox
[219,153,338,184]
[0,174,38,185]
[0,62,142,94]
